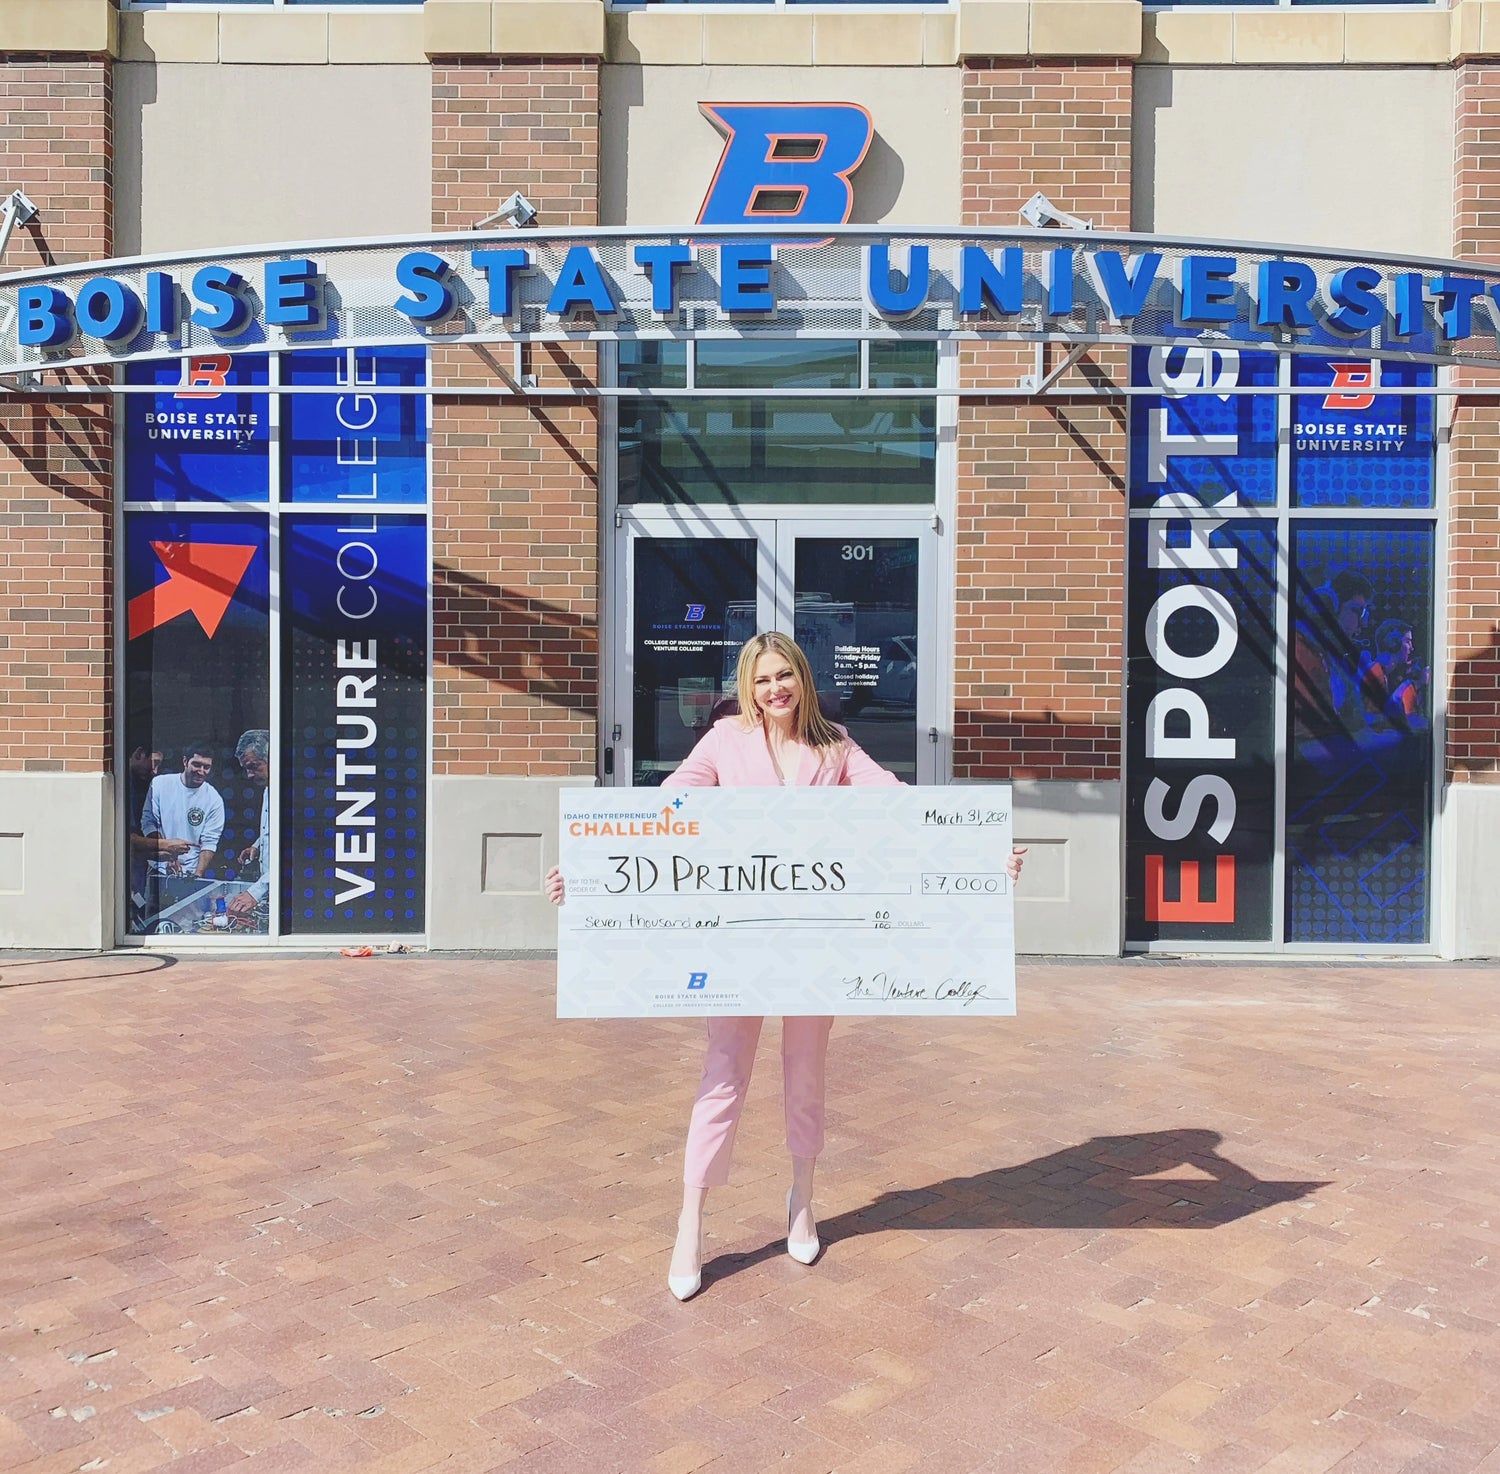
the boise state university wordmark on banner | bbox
[125,355,270,503]
[1291,358,1436,509]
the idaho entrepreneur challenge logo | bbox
[565,796,700,839]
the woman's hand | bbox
[544,865,566,906]
[1006,846,1027,885]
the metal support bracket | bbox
[1019,340,1097,395]
[0,188,38,263]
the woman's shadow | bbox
[709,1128,1328,1277]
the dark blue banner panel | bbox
[281,514,427,935]
[124,355,270,503]
[1125,518,1278,944]
[1286,523,1434,944]
[283,346,428,505]
[123,512,270,936]
[1291,357,1436,509]
[1129,345,1278,509]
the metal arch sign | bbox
[5,226,1500,376]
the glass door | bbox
[613,513,938,786]
[616,515,775,787]
[778,523,937,785]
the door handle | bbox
[604,746,615,776]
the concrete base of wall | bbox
[0,773,114,949]
[1009,779,1123,956]
[1439,781,1500,958]
[429,774,586,950]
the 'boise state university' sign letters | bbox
[6,228,1500,374]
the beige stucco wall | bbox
[1133,67,1455,258]
[600,66,961,228]
[115,63,432,257]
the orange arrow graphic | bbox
[127,541,257,641]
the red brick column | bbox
[956,61,1131,782]
[0,55,114,773]
[1449,64,1500,785]
[430,58,600,777]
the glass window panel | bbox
[1286,521,1435,944]
[1124,519,1279,945]
[619,396,935,505]
[696,339,859,389]
[283,346,428,505]
[619,340,687,390]
[870,340,938,389]
[1291,357,1435,509]
[794,538,920,781]
[124,512,270,937]
[1128,346,1279,509]
[280,514,428,936]
[632,538,759,786]
[124,356,270,504]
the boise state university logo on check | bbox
[688,972,708,991]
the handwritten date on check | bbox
[555,786,1015,1018]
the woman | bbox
[546,631,1025,1301]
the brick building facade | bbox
[0,0,1496,956]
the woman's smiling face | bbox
[752,649,801,725]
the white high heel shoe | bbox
[786,1189,820,1265]
[668,1222,705,1301]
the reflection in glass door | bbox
[617,517,936,787]
[625,527,773,787]
[785,531,924,783]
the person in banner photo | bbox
[1291,570,1374,760]
[227,729,271,932]
[1363,619,1430,731]
[546,631,1027,1302]
[140,740,225,910]
[125,739,167,924]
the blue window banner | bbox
[1286,522,1434,944]
[124,355,270,503]
[1125,519,1278,944]
[1290,358,1436,509]
[1129,346,1279,509]
[123,512,270,936]
[280,514,427,935]
[282,346,428,505]
[631,536,758,787]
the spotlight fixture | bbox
[0,188,38,261]
[472,191,538,231]
[1018,191,1093,232]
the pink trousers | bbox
[682,1016,835,1189]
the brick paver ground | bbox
[0,952,1497,1474]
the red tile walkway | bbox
[0,952,1497,1473]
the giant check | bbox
[556,786,1015,1017]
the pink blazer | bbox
[667,716,901,788]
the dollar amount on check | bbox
[555,785,1015,1018]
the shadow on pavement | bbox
[0,953,178,989]
[709,1128,1330,1280]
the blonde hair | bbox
[733,632,845,752]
